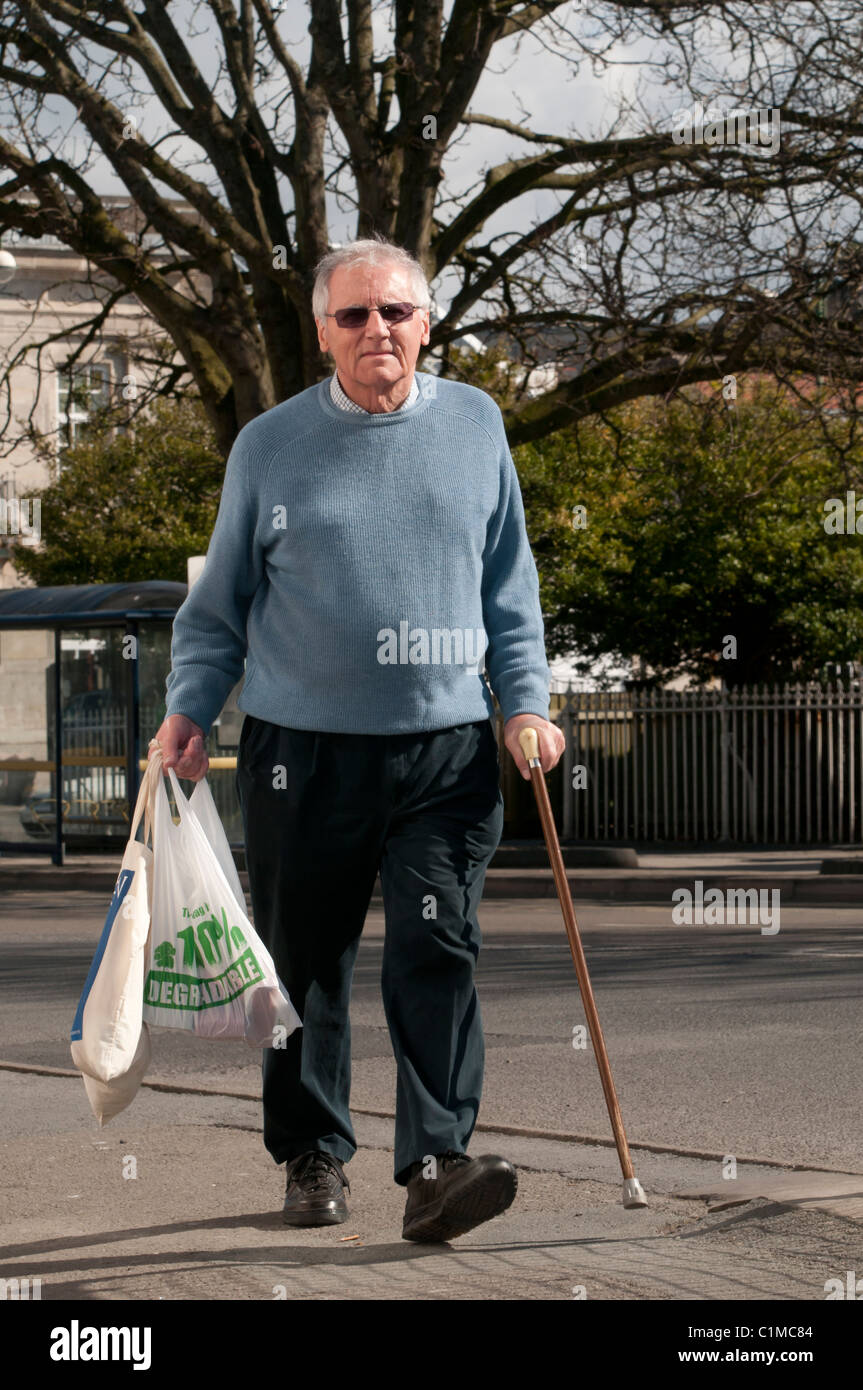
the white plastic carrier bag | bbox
[70,754,159,1125]
[143,757,301,1046]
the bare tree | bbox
[1,1,862,456]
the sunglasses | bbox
[325,302,424,329]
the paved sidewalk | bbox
[1,1068,860,1301]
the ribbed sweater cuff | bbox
[496,668,551,724]
[164,665,233,737]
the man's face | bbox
[315,260,431,406]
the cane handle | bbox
[518,726,540,762]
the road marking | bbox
[788,948,863,957]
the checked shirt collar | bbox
[330,371,419,413]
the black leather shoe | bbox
[282,1151,350,1226]
[402,1151,517,1243]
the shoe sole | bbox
[282,1202,349,1227]
[402,1163,517,1243]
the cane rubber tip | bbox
[622,1178,648,1209]
[518,727,540,761]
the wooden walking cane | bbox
[518,726,648,1209]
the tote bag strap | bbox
[130,747,161,849]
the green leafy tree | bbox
[512,380,863,686]
[10,398,224,585]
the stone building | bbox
[0,196,192,589]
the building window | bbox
[57,362,113,450]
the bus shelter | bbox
[0,581,243,863]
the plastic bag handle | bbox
[166,765,195,821]
[165,767,222,857]
[164,766,247,920]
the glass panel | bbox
[139,628,245,848]
[208,676,245,847]
[0,627,56,847]
[59,628,128,844]
[138,624,173,739]
[1,620,247,852]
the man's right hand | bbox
[149,714,208,782]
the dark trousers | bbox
[235,714,504,1185]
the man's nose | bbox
[363,309,391,336]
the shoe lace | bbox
[290,1151,349,1193]
[439,1150,471,1174]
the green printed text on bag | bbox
[145,947,264,1010]
[144,901,264,1009]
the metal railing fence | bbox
[551,681,863,844]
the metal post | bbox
[562,693,573,841]
[650,688,658,841]
[52,627,63,866]
[847,679,855,842]
[719,684,729,843]
[126,619,140,826]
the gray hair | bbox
[311,234,432,323]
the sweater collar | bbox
[330,370,420,414]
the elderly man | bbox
[151,235,564,1243]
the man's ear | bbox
[315,318,330,355]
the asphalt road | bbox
[2,890,862,1172]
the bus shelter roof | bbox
[0,581,187,626]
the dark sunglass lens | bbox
[380,303,413,322]
[334,303,414,326]
[336,307,369,328]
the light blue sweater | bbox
[165,372,552,736]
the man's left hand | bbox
[504,713,565,780]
